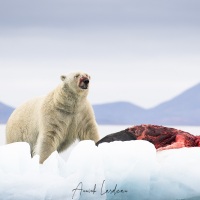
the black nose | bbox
[84,79,89,84]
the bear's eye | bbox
[74,74,80,78]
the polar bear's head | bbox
[61,71,91,95]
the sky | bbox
[0,0,200,109]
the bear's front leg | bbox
[79,123,100,143]
[36,133,59,164]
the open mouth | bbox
[79,78,89,89]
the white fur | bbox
[6,71,99,163]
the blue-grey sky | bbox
[0,0,200,108]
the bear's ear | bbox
[60,75,66,81]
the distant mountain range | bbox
[93,82,200,126]
[0,102,14,124]
[1,82,200,125]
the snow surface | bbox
[1,140,200,200]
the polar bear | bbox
[6,71,100,163]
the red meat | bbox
[127,124,200,150]
[96,124,200,151]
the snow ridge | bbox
[0,141,200,200]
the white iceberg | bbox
[0,140,200,200]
